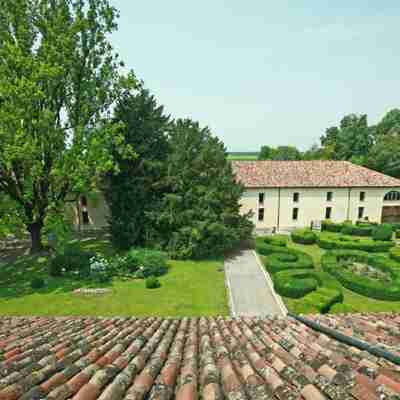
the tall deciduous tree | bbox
[103,87,170,250]
[148,119,253,259]
[258,145,301,161]
[320,114,373,163]
[0,0,135,252]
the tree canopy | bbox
[258,145,302,161]
[0,0,135,252]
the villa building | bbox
[232,160,400,231]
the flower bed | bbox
[321,250,400,301]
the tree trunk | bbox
[28,221,44,254]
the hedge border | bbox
[321,249,400,301]
[291,229,317,245]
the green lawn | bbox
[227,152,258,161]
[285,239,400,313]
[0,238,229,317]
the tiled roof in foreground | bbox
[231,160,400,188]
[0,314,400,399]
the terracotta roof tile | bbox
[0,314,400,399]
[231,160,400,188]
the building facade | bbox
[232,161,400,231]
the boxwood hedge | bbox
[317,233,394,252]
[273,269,322,298]
[372,224,393,241]
[256,242,314,273]
[263,235,288,247]
[291,229,317,245]
[341,224,373,237]
[321,250,400,301]
[300,287,344,314]
[321,220,344,232]
[390,247,400,262]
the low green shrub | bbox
[341,224,373,237]
[145,276,161,289]
[125,249,168,277]
[301,287,343,314]
[372,224,393,241]
[273,270,321,298]
[31,277,45,289]
[321,250,400,301]
[263,235,288,247]
[389,247,400,262]
[330,303,358,314]
[256,242,314,273]
[291,229,317,245]
[321,220,343,232]
[317,233,394,252]
[396,230,400,239]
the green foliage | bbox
[372,224,393,241]
[291,229,317,245]
[317,233,394,252]
[30,277,45,290]
[330,303,358,314]
[321,250,400,301]
[321,220,344,232]
[390,247,400,263]
[258,145,301,161]
[103,87,170,250]
[256,242,314,273]
[263,235,288,247]
[148,119,253,259]
[0,0,136,252]
[396,230,400,239]
[273,270,321,298]
[145,276,161,289]
[300,287,343,314]
[124,249,168,277]
[341,223,373,237]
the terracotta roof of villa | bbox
[1,313,400,399]
[231,160,400,188]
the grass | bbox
[0,238,229,317]
[227,152,258,161]
[284,238,400,314]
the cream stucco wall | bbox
[239,187,400,231]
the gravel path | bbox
[225,250,286,317]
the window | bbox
[384,191,400,201]
[325,207,332,220]
[358,207,364,219]
[258,208,264,221]
[259,193,265,204]
[326,192,333,202]
[292,207,299,221]
[81,196,88,207]
[359,192,365,202]
[293,192,300,202]
[82,210,90,224]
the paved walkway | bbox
[225,250,286,317]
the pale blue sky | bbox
[110,1,400,151]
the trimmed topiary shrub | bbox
[31,277,45,289]
[273,270,321,298]
[321,220,343,232]
[263,235,288,247]
[291,229,317,245]
[341,224,373,237]
[321,250,400,301]
[301,287,343,314]
[256,242,314,273]
[317,233,394,252]
[372,224,393,241]
[390,247,400,262]
[145,276,161,289]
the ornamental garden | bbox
[256,221,400,314]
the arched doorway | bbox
[382,191,400,223]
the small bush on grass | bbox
[276,253,298,262]
[125,249,168,277]
[301,287,343,314]
[145,276,161,289]
[291,229,317,245]
[263,235,288,247]
[372,224,393,241]
[317,233,394,252]
[31,277,45,289]
[389,247,400,262]
[321,250,400,301]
